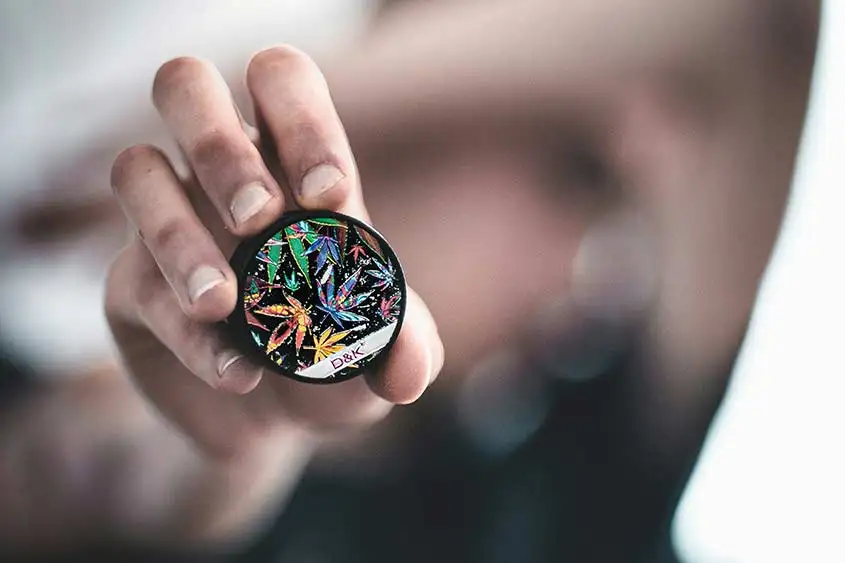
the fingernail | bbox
[300,163,344,202]
[230,182,271,226]
[187,265,226,303]
[217,351,244,377]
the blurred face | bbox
[345,45,815,424]
[360,138,596,377]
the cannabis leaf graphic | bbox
[284,270,300,292]
[255,294,313,353]
[378,293,402,323]
[354,225,386,260]
[305,232,341,273]
[284,221,317,288]
[365,257,396,290]
[349,244,367,263]
[316,266,372,327]
[304,326,352,364]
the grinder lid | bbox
[228,210,407,384]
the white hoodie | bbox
[673,2,845,561]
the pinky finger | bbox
[126,240,264,395]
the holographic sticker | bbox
[229,211,406,383]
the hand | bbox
[105,47,444,459]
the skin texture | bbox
[106,48,444,458]
[0,0,820,556]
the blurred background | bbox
[0,1,842,562]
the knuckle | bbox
[189,131,254,172]
[111,144,166,194]
[152,56,210,108]
[247,45,320,87]
[145,218,187,256]
[285,122,344,176]
[289,118,325,142]
[178,319,214,362]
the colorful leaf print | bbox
[349,244,367,263]
[243,277,263,309]
[308,217,345,228]
[378,293,402,323]
[246,310,268,330]
[316,266,372,327]
[336,225,348,254]
[255,294,312,353]
[243,276,283,330]
[266,242,283,282]
[284,271,300,292]
[305,233,341,273]
[237,213,405,381]
[366,257,396,290]
[354,225,386,260]
[255,235,286,283]
[304,326,352,364]
[284,223,313,288]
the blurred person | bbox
[0,0,827,561]
[673,2,845,560]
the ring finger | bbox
[111,145,236,321]
[153,56,285,235]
